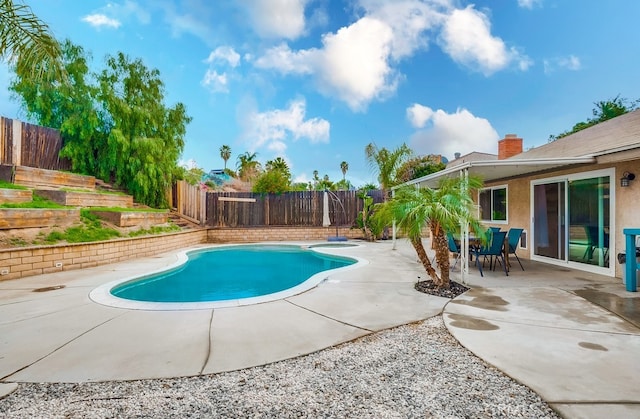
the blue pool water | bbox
[111,245,355,303]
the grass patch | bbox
[36,210,121,245]
[128,224,181,237]
[0,193,66,209]
[0,180,28,190]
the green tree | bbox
[220,145,231,169]
[365,142,412,199]
[265,157,290,177]
[1,0,65,80]
[397,156,446,182]
[10,39,101,175]
[236,152,262,182]
[253,169,291,193]
[340,161,348,181]
[549,95,640,141]
[374,176,484,288]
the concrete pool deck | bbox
[1,239,639,418]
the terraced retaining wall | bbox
[36,189,133,208]
[0,189,32,204]
[0,229,207,281]
[0,208,80,229]
[90,210,168,227]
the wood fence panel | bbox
[20,123,71,170]
[205,189,384,228]
[0,117,13,165]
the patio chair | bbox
[447,233,461,270]
[506,228,525,271]
[474,231,508,277]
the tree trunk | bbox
[410,237,439,282]
[431,226,451,288]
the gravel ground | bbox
[0,316,558,418]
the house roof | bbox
[446,152,497,168]
[399,109,640,189]
[511,108,640,160]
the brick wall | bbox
[0,230,207,281]
[208,226,362,243]
[498,134,523,160]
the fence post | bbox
[12,120,22,166]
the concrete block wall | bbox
[0,230,207,281]
[208,226,362,243]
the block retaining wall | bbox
[207,226,362,243]
[0,229,207,281]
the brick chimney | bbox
[498,134,523,160]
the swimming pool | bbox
[90,243,365,310]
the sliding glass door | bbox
[531,169,614,275]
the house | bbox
[402,109,640,279]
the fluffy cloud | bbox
[82,1,150,29]
[202,46,242,93]
[407,105,499,158]
[82,14,121,29]
[240,0,308,39]
[241,99,330,156]
[205,46,241,67]
[544,55,581,74]
[517,0,543,9]
[439,6,531,75]
[201,70,229,93]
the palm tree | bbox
[236,151,261,182]
[340,161,348,181]
[365,142,412,199]
[1,0,65,80]
[219,145,231,169]
[375,176,484,289]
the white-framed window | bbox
[479,185,508,223]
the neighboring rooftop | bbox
[446,152,497,168]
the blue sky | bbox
[2,0,640,187]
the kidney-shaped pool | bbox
[90,244,365,310]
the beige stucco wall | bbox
[482,156,640,278]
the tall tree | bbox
[10,39,101,175]
[94,52,191,207]
[265,157,290,176]
[0,0,65,80]
[219,145,231,169]
[236,151,261,182]
[340,161,348,181]
[375,176,484,288]
[365,142,412,199]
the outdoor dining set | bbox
[447,227,525,277]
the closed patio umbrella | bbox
[322,191,331,227]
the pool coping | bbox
[89,242,368,311]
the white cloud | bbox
[357,0,447,60]
[241,99,330,155]
[179,159,199,170]
[82,14,121,29]
[254,44,315,74]
[205,46,241,67]
[439,6,530,75]
[255,17,398,111]
[408,106,499,158]
[201,70,229,93]
[240,0,308,39]
[406,103,434,128]
[543,55,581,74]
[517,0,542,9]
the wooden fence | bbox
[0,117,71,170]
[173,180,207,224]
[206,190,384,228]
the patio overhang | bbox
[395,156,597,190]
